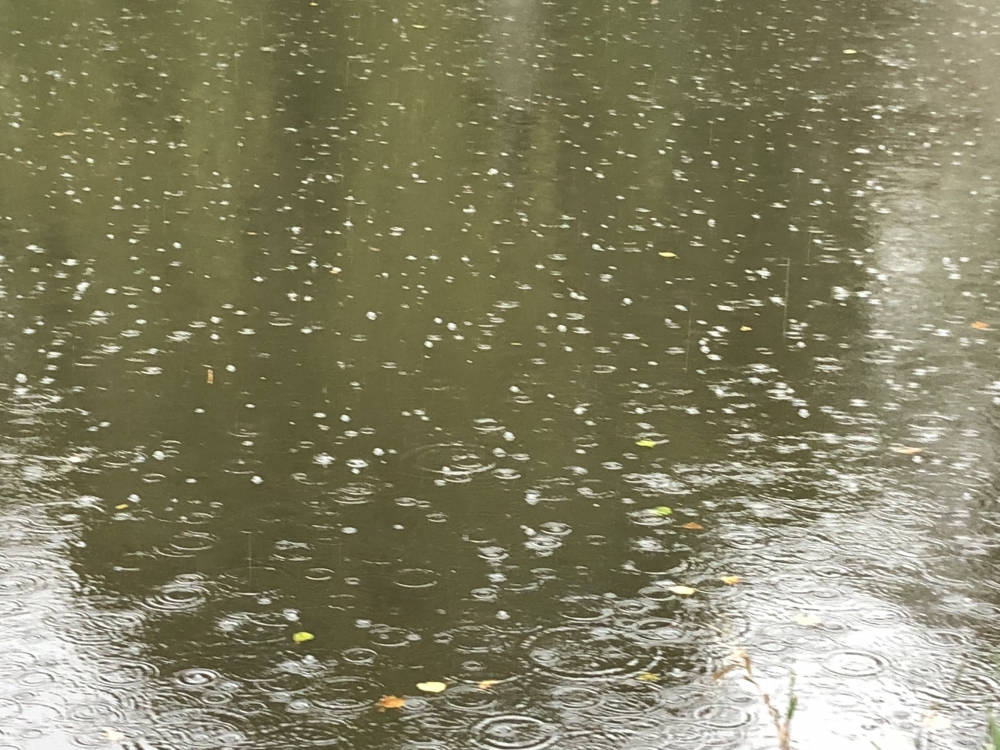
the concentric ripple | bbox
[524,626,659,680]
[471,714,558,750]
[443,684,501,712]
[823,650,889,678]
[144,579,210,613]
[314,676,381,712]
[394,568,439,589]
[402,443,498,484]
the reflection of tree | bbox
[850,4,1000,621]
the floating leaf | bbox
[843,48,858,54]
[292,631,315,643]
[793,614,821,627]
[681,521,703,530]
[477,679,499,690]
[416,681,447,693]
[651,506,673,517]
[890,446,921,455]
[330,266,342,274]
[740,326,752,332]
[635,439,658,448]
[720,576,741,585]
[922,713,952,731]
[637,672,660,682]
[206,368,214,385]
[658,252,677,258]
[376,695,405,710]
[713,664,740,681]
[668,585,697,596]
[971,321,989,330]
[104,728,126,742]
[115,503,129,510]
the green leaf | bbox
[636,439,657,448]
[786,693,797,722]
[989,711,1000,750]
[652,506,672,516]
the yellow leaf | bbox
[651,506,672,517]
[681,522,703,530]
[477,679,499,690]
[971,321,989,330]
[843,49,858,55]
[104,728,126,742]
[376,695,405,710]
[668,585,697,596]
[890,446,921,455]
[292,631,315,643]
[636,439,657,448]
[416,681,447,693]
[740,326,752,331]
[115,503,129,510]
[720,576,741,585]
[658,252,677,258]
[637,672,660,682]
[794,614,821,627]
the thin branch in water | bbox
[782,259,791,340]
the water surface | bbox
[1,0,999,747]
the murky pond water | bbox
[1,0,999,747]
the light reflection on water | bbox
[0,0,999,747]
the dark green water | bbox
[1,0,1000,747]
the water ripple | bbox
[471,714,558,750]
[524,626,660,680]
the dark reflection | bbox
[1,0,1000,746]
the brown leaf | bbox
[713,664,740,681]
[971,321,990,330]
[206,368,214,385]
[376,695,405,711]
[477,680,499,690]
[681,521,704,530]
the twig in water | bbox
[243,531,253,586]
[684,311,694,373]
[717,649,797,750]
[782,259,791,340]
